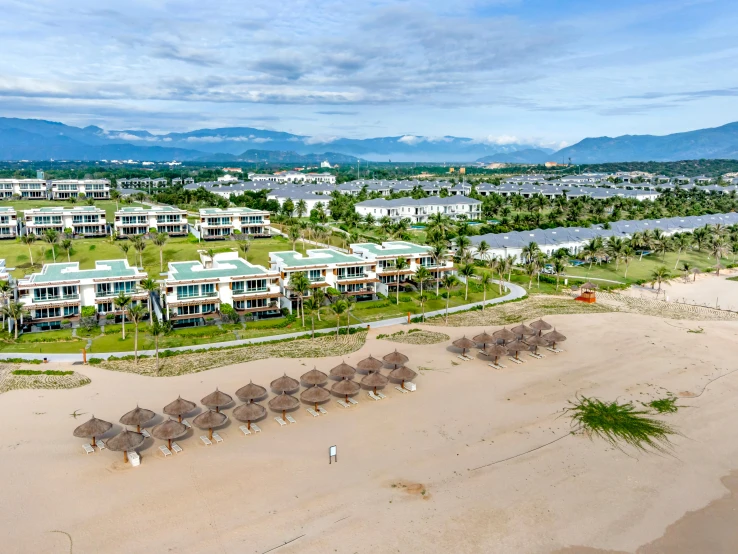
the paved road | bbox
[9,282,527,362]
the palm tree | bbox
[44,229,58,262]
[630,231,647,261]
[131,235,146,267]
[20,234,36,266]
[0,281,11,332]
[459,263,475,301]
[127,303,148,364]
[60,239,73,262]
[476,240,490,265]
[653,232,671,262]
[289,271,310,326]
[149,316,172,374]
[3,302,26,339]
[138,277,158,315]
[114,292,131,340]
[503,254,515,286]
[622,246,635,278]
[672,233,693,270]
[330,299,347,337]
[553,258,567,290]
[479,272,492,309]
[296,199,307,219]
[303,297,321,339]
[344,295,356,333]
[521,241,540,264]
[393,257,409,304]
[312,287,325,321]
[441,274,458,325]
[238,239,250,261]
[524,262,537,290]
[152,232,168,272]
[692,227,710,252]
[711,237,730,275]
[430,244,448,295]
[606,237,625,270]
[456,235,472,262]
[119,242,130,265]
[287,225,301,251]
[650,267,671,298]
[414,266,431,320]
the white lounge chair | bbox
[456,355,467,361]
[307,408,319,417]
[546,347,564,354]
[337,399,350,408]
[508,356,524,365]
[376,391,387,400]
[159,445,172,457]
[405,382,417,392]
[395,386,409,394]
[529,352,544,359]
[286,415,297,424]
[141,430,151,438]
[171,442,183,453]
[347,397,358,405]
[462,354,474,361]
[182,419,192,428]
[368,392,380,401]
[240,425,252,435]
[97,439,106,451]
[274,417,287,426]
[200,436,212,446]
[317,406,327,415]
[212,433,223,443]
[251,423,261,433]
[489,363,504,370]
[83,443,94,454]
[127,451,140,466]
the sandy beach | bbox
[2,307,738,553]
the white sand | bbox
[2,311,738,553]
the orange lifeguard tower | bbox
[575,282,597,303]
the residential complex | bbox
[249,171,336,184]
[164,251,282,325]
[0,207,18,238]
[0,178,47,199]
[114,206,189,237]
[354,197,482,223]
[17,260,147,330]
[23,206,107,237]
[50,179,111,200]
[198,207,270,239]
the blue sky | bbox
[2,0,738,147]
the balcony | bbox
[337,273,367,281]
[177,291,218,300]
[96,289,138,298]
[32,294,79,303]
[232,287,268,295]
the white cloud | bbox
[397,135,422,145]
[303,135,338,145]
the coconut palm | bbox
[606,237,625,270]
[672,233,693,270]
[20,234,36,266]
[138,277,158,315]
[118,242,130,265]
[476,240,490,265]
[521,241,541,264]
[60,239,73,262]
[456,235,472,262]
[238,239,250,261]
[394,257,409,303]
[44,229,58,262]
[650,266,671,298]
[524,261,538,290]
[127,303,148,363]
[287,225,301,251]
[303,297,321,339]
[312,287,325,321]
[3,302,26,339]
[114,292,131,340]
[430,243,448,295]
[330,299,347,337]
[152,232,168,272]
[290,271,310,326]
[710,236,730,275]
[459,263,475,301]
[414,266,431,320]
[692,226,710,252]
[0,281,11,332]
[343,294,356,333]
[479,272,492,309]
[131,235,146,267]
[441,273,458,324]
[622,246,635,278]
[149,315,172,374]
[553,258,567,290]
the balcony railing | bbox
[232,287,269,295]
[177,291,218,300]
[337,273,367,280]
[96,290,138,298]
[32,294,79,303]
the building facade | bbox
[50,179,111,200]
[114,206,188,237]
[23,206,107,237]
[0,207,18,239]
[198,207,271,239]
[355,197,482,223]
[0,178,48,199]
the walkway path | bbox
[7,282,527,362]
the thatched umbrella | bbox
[452,336,476,355]
[193,409,227,441]
[383,349,409,368]
[106,429,144,463]
[163,396,196,423]
[361,371,389,395]
[201,388,232,413]
[300,385,331,411]
[301,367,328,387]
[356,355,383,374]
[233,402,266,431]
[529,319,552,335]
[270,373,300,394]
[120,406,155,433]
[582,281,598,291]
[505,339,529,360]
[151,419,187,450]
[472,331,494,348]
[526,334,549,354]
[388,366,417,389]
[235,380,267,403]
[493,327,515,344]
[330,360,356,380]
[483,344,509,366]
[268,392,299,421]
[511,324,535,338]
[332,378,360,402]
[73,415,112,448]
[543,329,567,349]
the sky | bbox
[2,0,738,147]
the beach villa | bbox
[114,206,189,237]
[23,206,107,237]
[198,207,271,239]
[0,206,18,238]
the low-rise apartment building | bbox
[198,207,270,239]
[50,179,111,200]
[351,241,455,294]
[249,171,336,184]
[355,196,482,223]
[270,249,379,311]
[23,206,107,237]
[0,207,18,239]
[17,260,147,330]
[114,206,188,237]
[164,251,282,326]
[0,178,48,199]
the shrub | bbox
[398,295,413,303]
[88,358,104,365]
[327,287,340,296]
[219,302,241,324]
[0,357,42,364]
[81,306,96,318]
[12,369,74,376]
[89,244,96,251]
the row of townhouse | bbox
[196,208,271,239]
[0,179,111,199]
[354,196,482,223]
[468,212,738,263]
[117,177,197,188]
[114,206,188,237]
[249,171,336,184]
[24,206,107,237]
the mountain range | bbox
[1,118,738,164]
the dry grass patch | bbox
[1,370,91,393]
[378,329,450,345]
[597,292,738,321]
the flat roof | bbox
[20,260,141,284]
[271,249,365,268]
[199,207,268,215]
[25,206,104,214]
[352,241,432,257]
[168,257,273,281]
[0,207,16,213]
[117,206,184,213]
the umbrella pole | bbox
[247,420,251,430]
[209,428,213,441]
[401,379,405,390]
[314,402,318,411]
[282,410,286,421]
[216,406,220,413]
[137,425,141,433]
[168,439,172,449]
[123,451,129,464]
[373,386,377,395]
[91,436,97,448]
[178,415,182,423]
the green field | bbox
[0,199,144,222]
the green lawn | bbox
[0,199,144,222]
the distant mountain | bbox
[557,122,738,163]
[476,148,551,164]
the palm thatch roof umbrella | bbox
[526,334,549,354]
[73,415,112,448]
[511,324,535,339]
[270,373,300,394]
[268,392,299,421]
[582,282,598,291]
[483,344,509,366]
[505,339,529,360]
[300,385,331,411]
[233,402,266,431]
[383,349,409,368]
[301,367,328,387]
[493,327,516,344]
[356,355,383,374]
[330,360,356,380]
[151,419,187,450]
[543,329,567,349]
[193,409,227,441]
[235,381,267,403]
[388,366,417,389]
[472,331,494,348]
[332,378,361,402]
[201,388,232,413]
[452,336,476,355]
[163,396,196,423]
[529,319,552,335]
[120,406,155,433]
[361,371,389,395]
[106,429,145,463]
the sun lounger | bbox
[317,406,327,415]
[347,397,358,405]
[368,392,381,401]
[212,433,223,443]
[274,417,287,426]
[128,451,140,466]
[376,391,387,400]
[286,415,297,424]
[508,356,524,365]
[83,443,95,454]
[337,399,350,408]
[240,425,252,435]
[251,423,262,433]
[307,408,320,417]
[395,386,409,394]
[457,355,467,361]
[529,352,544,359]
[141,430,151,438]
[546,347,564,354]
[97,439,106,451]
[489,363,504,370]
[200,436,212,446]
[405,382,417,392]
[172,442,183,453]
[182,419,192,428]
[462,354,474,361]
[159,445,172,457]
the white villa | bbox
[198,207,271,239]
[0,178,47,199]
[0,207,18,239]
[50,179,111,200]
[23,206,107,237]
[355,196,482,223]
[114,206,188,237]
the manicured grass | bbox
[0,199,144,222]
